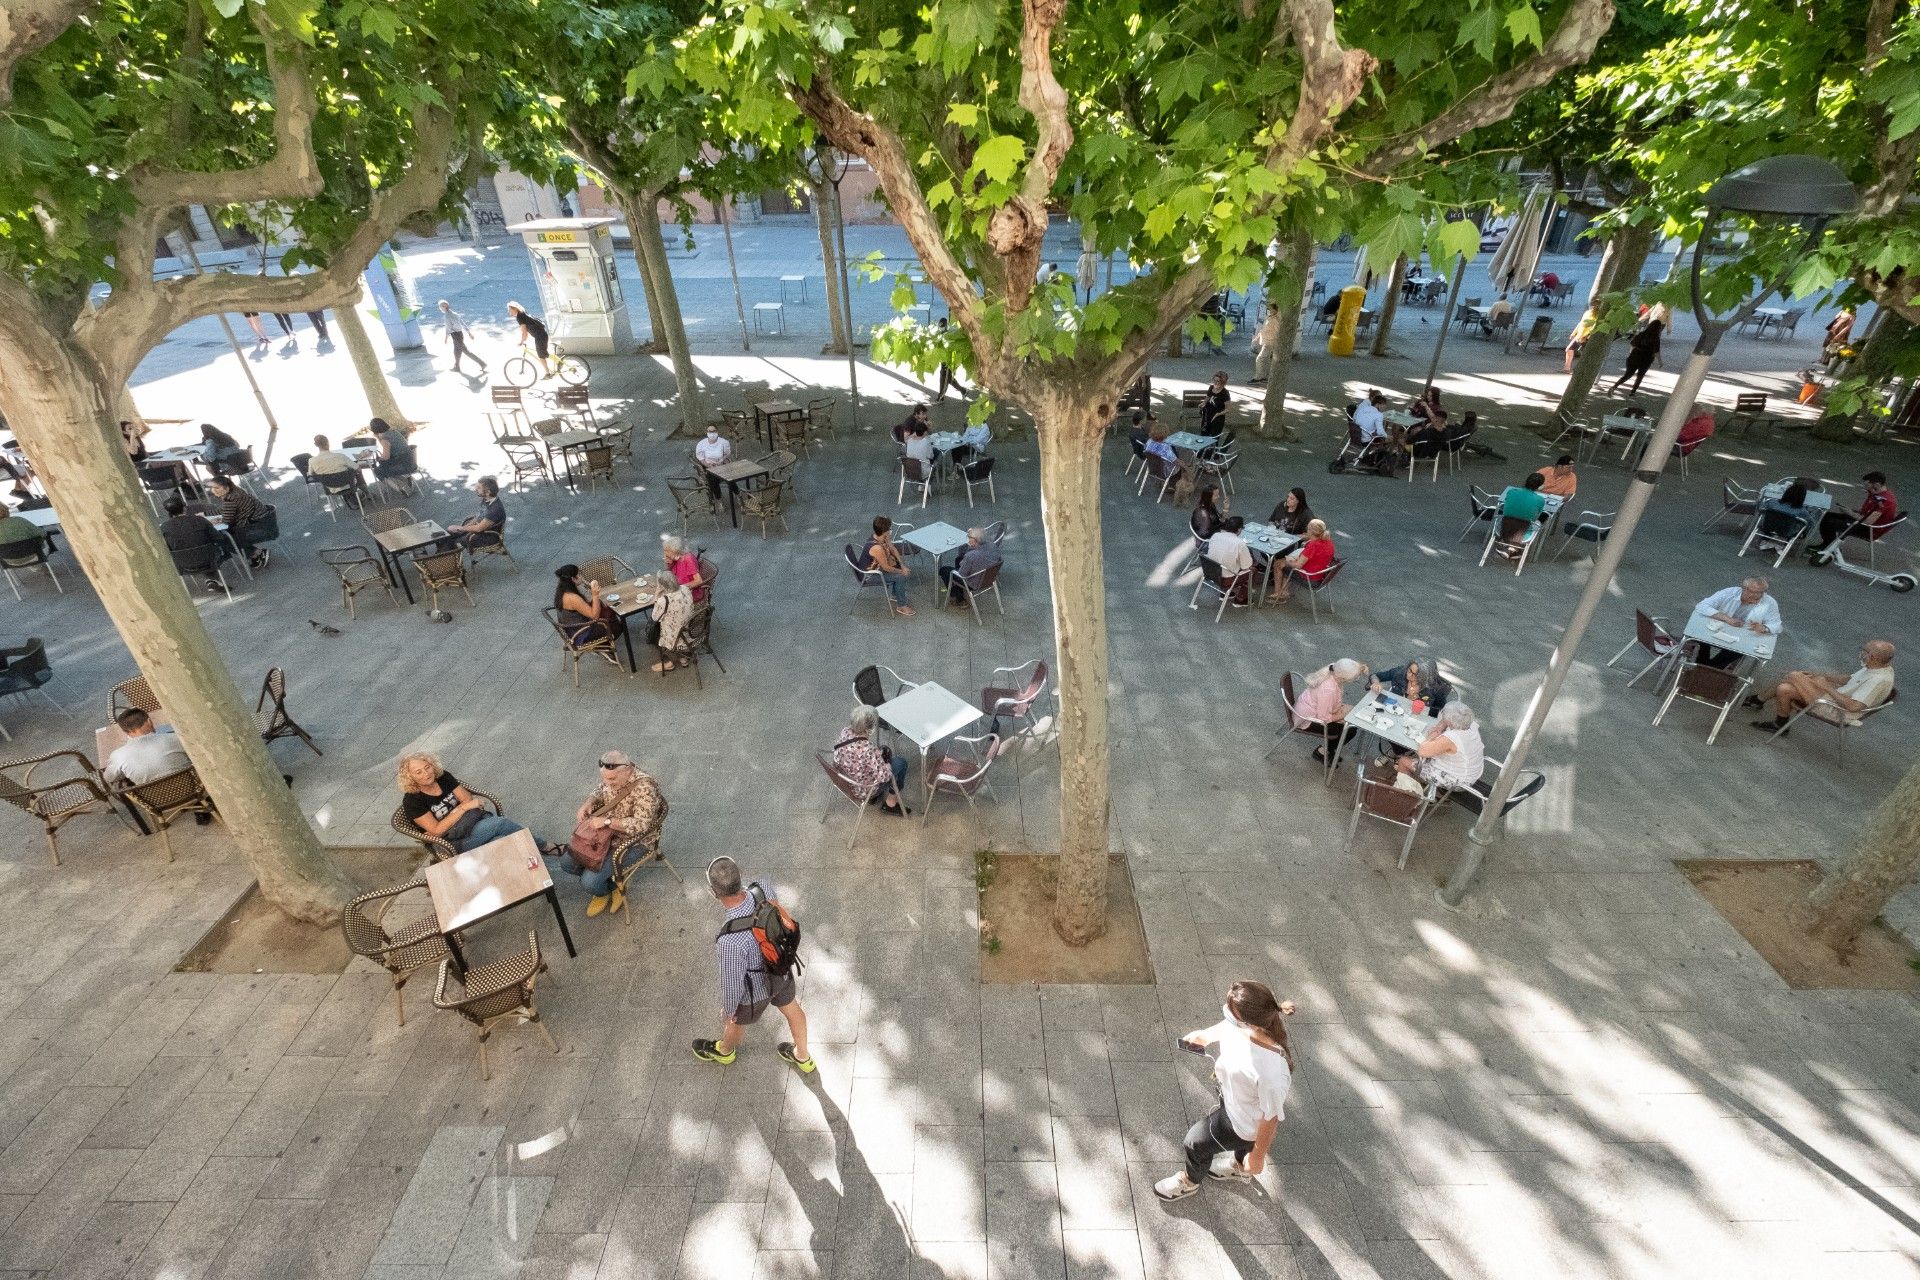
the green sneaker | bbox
[691,1038,735,1065]
[776,1042,816,1074]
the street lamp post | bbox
[1441,155,1860,907]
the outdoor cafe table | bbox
[898,521,970,602]
[752,399,806,450]
[1759,479,1834,513]
[877,680,983,762]
[542,429,601,489]
[371,519,450,604]
[1753,305,1788,338]
[1242,522,1303,599]
[1383,409,1420,432]
[705,458,769,527]
[602,573,665,673]
[1590,413,1652,463]
[1335,689,1438,771]
[1682,606,1778,672]
[424,827,577,975]
[1165,431,1215,453]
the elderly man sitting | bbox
[1749,640,1895,735]
[938,526,1002,607]
[1695,576,1783,669]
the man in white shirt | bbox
[693,426,733,500]
[1205,516,1254,584]
[306,434,353,477]
[1751,639,1895,734]
[1695,577,1783,668]
[103,709,192,787]
[1351,390,1387,444]
[437,300,487,376]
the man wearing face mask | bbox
[1156,980,1297,1202]
[693,424,734,502]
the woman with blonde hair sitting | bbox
[396,752,554,855]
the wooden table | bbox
[372,519,450,604]
[602,574,665,672]
[752,399,806,450]
[542,429,602,489]
[705,458,769,526]
[424,827,576,974]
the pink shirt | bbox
[670,552,706,602]
[1293,677,1342,727]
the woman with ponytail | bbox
[1154,980,1296,1202]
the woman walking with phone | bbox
[1155,980,1296,1202]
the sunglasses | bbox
[598,760,628,770]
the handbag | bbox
[568,818,615,872]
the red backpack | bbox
[716,883,804,977]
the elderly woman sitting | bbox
[1370,658,1454,712]
[833,705,909,815]
[649,578,695,673]
[661,533,708,603]
[1395,702,1486,792]
[1293,659,1367,763]
[563,750,667,917]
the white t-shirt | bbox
[695,435,732,467]
[1353,401,1386,442]
[1201,1018,1292,1140]
[1818,665,1895,725]
[904,435,936,464]
[1420,723,1485,790]
[1206,530,1253,577]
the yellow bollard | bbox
[1326,285,1366,356]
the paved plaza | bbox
[0,226,1917,1279]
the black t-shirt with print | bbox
[402,771,463,824]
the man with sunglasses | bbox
[559,751,666,917]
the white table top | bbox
[148,446,207,464]
[15,508,60,529]
[1383,410,1420,428]
[1601,413,1651,432]
[877,681,983,753]
[1165,431,1215,451]
[1241,523,1302,557]
[899,521,970,557]
[929,432,967,452]
[1760,481,1834,512]
[1755,306,1787,319]
[1500,487,1566,518]
[425,828,553,936]
[1342,691,1436,752]
[753,301,785,311]
[1684,608,1778,661]
[780,274,805,282]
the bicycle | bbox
[502,342,590,389]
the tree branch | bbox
[988,0,1072,311]
[1265,0,1376,175]
[1360,0,1616,176]
[76,102,461,387]
[1861,0,1917,218]
[0,0,93,108]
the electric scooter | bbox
[1809,514,1917,592]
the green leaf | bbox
[970,134,1026,184]
[1504,5,1543,50]
[1433,218,1481,264]
[946,103,980,129]
[1456,8,1499,60]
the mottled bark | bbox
[810,176,851,355]
[1259,226,1313,438]
[1551,220,1657,428]
[1369,253,1407,357]
[1797,757,1920,948]
[626,214,664,353]
[0,319,356,923]
[333,295,415,431]
[624,195,706,432]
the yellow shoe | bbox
[586,894,611,917]
[607,889,626,916]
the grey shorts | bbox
[731,971,796,1026]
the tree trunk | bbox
[0,328,356,924]
[1031,395,1112,945]
[1797,756,1920,948]
[810,177,850,355]
[1551,221,1658,428]
[1369,253,1408,357]
[1258,226,1313,439]
[334,296,416,432]
[625,210,664,354]
[623,195,707,433]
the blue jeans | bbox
[871,753,909,802]
[880,570,910,606]
[562,840,648,897]
[454,813,526,853]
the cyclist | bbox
[506,301,553,378]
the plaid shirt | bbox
[716,883,777,1017]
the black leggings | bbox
[1611,350,1655,394]
[1184,1106,1254,1183]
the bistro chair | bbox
[1551,509,1616,562]
[1138,453,1181,502]
[463,524,516,575]
[392,787,502,862]
[1439,413,1477,473]
[959,456,998,506]
[115,767,218,862]
[1445,754,1549,822]
[1652,660,1751,744]
[317,469,364,518]
[953,560,1004,625]
[0,639,68,739]
[815,749,901,850]
[170,541,233,601]
[1124,425,1150,478]
[1479,520,1540,575]
[0,535,61,599]
[1197,441,1239,493]
[980,659,1051,737]
[596,420,635,467]
[1343,760,1438,870]
[844,545,893,617]
[854,662,917,712]
[433,933,559,1082]
[341,878,450,1026]
[255,667,320,757]
[738,480,790,539]
[1405,430,1445,484]
[1457,485,1500,542]
[1189,555,1254,622]
[554,384,597,428]
[363,506,417,537]
[669,475,719,535]
[137,460,195,513]
[606,807,684,928]
[319,545,399,617]
[578,556,636,590]
[758,448,799,492]
[1605,610,1685,689]
[1702,478,1761,532]
[1177,389,1208,430]
[574,442,616,491]
[1825,510,1910,568]
[1262,671,1338,783]
[981,519,1008,548]
[110,675,161,721]
[499,439,551,492]
[659,603,724,689]
[289,453,326,506]
[0,748,126,864]
[922,733,1007,827]
[1722,394,1777,437]
[1544,413,1604,459]
[542,607,623,686]
[898,456,934,507]
[1519,315,1554,352]
[1738,508,1811,567]
[1285,558,1344,620]
[1766,688,1898,764]
[774,413,814,456]
[806,397,837,439]
[412,550,473,611]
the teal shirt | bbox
[1502,488,1548,523]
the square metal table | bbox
[1590,414,1652,463]
[705,458,769,526]
[424,827,576,975]
[1334,690,1439,771]
[371,520,450,604]
[1165,431,1214,452]
[1683,607,1778,666]
[603,574,665,672]
[752,399,806,450]
[877,681,984,759]
[1383,409,1419,431]
[898,521,970,601]
[1241,522,1303,599]
[1759,480,1833,513]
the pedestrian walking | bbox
[437,300,487,376]
[1608,313,1664,396]
[692,856,815,1073]
[240,311,269,348]
[1154,980,1295,1202]
[271,312,296,340]
[306,310,331,343]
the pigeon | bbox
[309,620,342,636]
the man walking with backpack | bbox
[693,857,815,1073]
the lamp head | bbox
[1706,155,1859,219]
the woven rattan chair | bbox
[806,397,836,439]
[499,439,551,492]
[432,932,558,1081]
[319,546,399,617]
[342,877,449,1026]
[579,443,616,491]
[607,798,683,927]
[363,507,417,537]
[109,675,160,722]
[578,556,636,590]
[554,384,598,427]
[597,420,634,465]
[669,475,719,535]
[412,550,473,611]
[256,667,320,756]
[738,480,789,538]
[659,603,724,689]
[0,749,125,864]
[542,607,623,685]
[464,525,516,575]
[391,788,501,862]
[115,767,217,862]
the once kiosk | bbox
[505,217,633,356]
